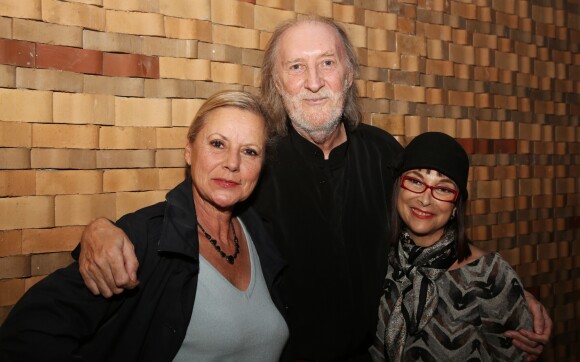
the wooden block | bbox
[211,0,254,28]
[0,230,22,257]
[0,279,25,307]
[156,149,186,168]
[404,116,427,137]
[0,64,15,88]
[159,168,186,190]
[103,169,159,192]
[83,74,144,97]
[397,17,415,34]
[159,0,210,20]
[494,50,518,71]
[476,120,501,140]
[143,78,197,98]
[36,43,102,75]
[0,196,54,230]
[156,127,188,149]
[163,17,212,42]
[198,42,240,63]
[396,33,426,56]
[116,190,166,218]
[427,117,456,136]
[142,36,198,58]
[0,121,31,147]
[171,98,205,127]
[32,124,98,149]
[294,0,332,16]
[241,48,263,67]
[426,59,453,76]
[99,126,156,149]
[31,148,96,169]
[332,3,364,24]
[361,11,395,31]
[105,9,164,36]
[0,89,52,122]
[193,81,243,99]
[82,29,143,54]
[36,170,102,195]
[30,252,73,276]
[22,226,83,254]
[449,43,475,65]
[102,53,159,79]
[366,81,393,99]
[41,0,105,30]
[367,50,399,69]
[0,38,35,67]
[212,24,260,49]
[0,255,31,279]
[13,18,82,47]
[367,28,395,51]
[0,0,41,20]
[0,148,30,169]
[210,62,245,84]
[96,150,155,168]
[102,0,158,12]
[159,57,211,81]
[0,170,35,197]
[254,5,295,32]
[256,0,293,9]
[448,90,474,107]
[114,97,171,127]
[369,114,404,135]
[341,22,367,48]
[394,84,425,102]
[16,68,83,93]
[55,193,115,226]
[53,92,114,125]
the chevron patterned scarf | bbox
[384,228,457,361]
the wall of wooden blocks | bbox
[0,0,578,359]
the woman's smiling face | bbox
[397,169,458,247]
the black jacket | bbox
[0,179,289,362]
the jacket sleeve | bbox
[0,261,119,362]
[478,255,533,361]
[0,213,145,362]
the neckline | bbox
[199,219,256,296]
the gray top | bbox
[371,252,533,361]
[173,219,289,362]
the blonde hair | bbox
[187,90,272,144]
[260,16,362,136]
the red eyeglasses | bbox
[400,175,459,203]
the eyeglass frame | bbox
[399,175,459,203]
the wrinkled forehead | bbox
[279,21,345,57]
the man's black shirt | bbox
[249,123,403,360]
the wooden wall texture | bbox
[0,0,579,360]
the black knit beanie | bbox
[398,132,469,199]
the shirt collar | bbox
[288,122,350,168]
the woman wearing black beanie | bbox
[370,132,533,361]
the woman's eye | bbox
[409,178,423,186]
[210,140,224,148]
[435,187,454,194]
[243,148,258,156]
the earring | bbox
[451,208,457,219]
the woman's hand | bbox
[504,290,552,361]
[79,218,140,297]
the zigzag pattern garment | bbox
[371,252,533,361]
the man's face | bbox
[275,22,353,142]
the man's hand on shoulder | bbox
[504,290,552,361]
[79,218,139,297]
